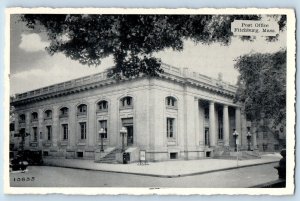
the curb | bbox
[43,161,279,178]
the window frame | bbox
[120,97,133,109]
[97,100,108,112]
[166,96,177,109]
[62,124,68,140]
[77,104,87,115]
[79,122,87,140]
[166,117,175,138]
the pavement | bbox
[42,153,281,178]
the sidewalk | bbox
[43,153,281,178]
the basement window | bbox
[170,152,178,159]
[77,152,83,158]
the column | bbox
[69,104,77,148]
[52,106,59,147]
[223,105,230,146]
[87,101,96,147]
[209,101,216,146]
[38,109,44,148]
[194,98,200,146]
[235,107,242,146]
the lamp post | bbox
[99,128,106,152]
[246,127,252,151]
[233,129,239,152]
[120,127,127,152]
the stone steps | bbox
[96,148,122,164]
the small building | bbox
[10,64,259,162]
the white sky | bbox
[9,15,286,95]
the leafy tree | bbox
[20,14,285,78]
[234,50,286,127]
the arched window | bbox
[120,96,133,109]
[31,112,38,122]
[166,96,177,108]
[77,104,87,115]
[44,110,52,119]
[19,114,26,123]
[97,100,108,112]
[60,107,69,118]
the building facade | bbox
[10,64,259,162]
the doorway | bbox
[122,118,134,146]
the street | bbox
[10,163,279,188]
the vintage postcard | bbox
[4,8,295,195]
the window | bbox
[205,127,209,146]
[99,120,107,139]
[77,104,87,115]
[31,112,38,121]
[80,122,87,140]
[77,152,83,158]
[62,124,68,140]
[120,97,133,109]
[19,114,26,123]
[32,127,38,141]
[97,100,108,111]
[218,110,223,140]
[167,118,175,138]
[204,108,209,120]
[274,144,279,151]
[166,96,177,108]
[46,126,52,141]
[45,110,52,119]
[60,107,69,118]
[170,152,178,159]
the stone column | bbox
[235,107,242,146]
[69,104,77,148]
[209,101,216,146]
[223,105,230,146]
[87,100,96,147]
[194,98,200,146]
[38,109,44,148]
[52,106,59,147]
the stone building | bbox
[10,64,259,162]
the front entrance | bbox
[122,118,134,146]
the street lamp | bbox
[233,129,239,152]
[246,127,252,151]
[99,128,106,152]
[120,127,127,152]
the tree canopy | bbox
[20,14,285,78]
[234,50,286,127]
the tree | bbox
[234,50,286,127]
[20,14,285,78]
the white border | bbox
[3,7,296,195]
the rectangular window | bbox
[46,126,52,141]
[274,144,279,151]
[204,108,209,119]
[99,120,107,139]
[62,124,68,140]
[218,111,223,140]
[205,127,209,145]
[32,127,38,141]
[167,118,175,138]
[80,122,87,140]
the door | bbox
[122,118,134,146]
[126,126,133,146]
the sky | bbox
[9,14,286,95]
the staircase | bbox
[96,148,122,164]
[213,146,260,160]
